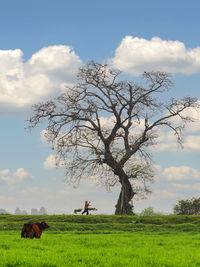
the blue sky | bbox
[0,0,200,214]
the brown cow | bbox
[21,221,50,239]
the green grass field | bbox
[1,214,200,266]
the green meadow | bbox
[1,214,200,266]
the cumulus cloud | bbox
[148,189,177,200]
[173,183,200,192]
[0,46,82,113]
[183,135,200,151]
[111,36,200,75]
[173,103,200,134]
[155,165,200,181]
[153,133,200,152]
[43,154,58,169]
[151,126,200,153]
[43,154,65,169]
[159,102,200,135]
[0,169,10,176]
[0,168,33,185]
[146,101,200,153]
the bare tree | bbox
[28,61,199,214]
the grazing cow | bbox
[21,221,50,239]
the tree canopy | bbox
[174,198,200,215]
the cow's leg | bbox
[29,230,34,239]
[35,232,41,238]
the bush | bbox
[140,207,156,216]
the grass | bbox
[1,231,200,266]
[1,215,200,266]
[1,214,200,232]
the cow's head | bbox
[40,221,50,230]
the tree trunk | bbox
[115,171,135,215]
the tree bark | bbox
[114,171,135,215]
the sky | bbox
[0,0,200,214]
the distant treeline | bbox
[0,207,47,215]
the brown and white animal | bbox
[21,221,50,239]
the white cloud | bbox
[0,169,10,175]
[40,130,50,145]
[168,103,200,134]
[183,136,200,151]
[0,168,33,185]
[157,134,200,153]
[43,154,66,169]
[111,36,200,75]
[43,154,58,169]
[173,183,200,191]
[156,165,200,181]
[148,189,177,200]
[0,45,82,113]
[151,127,200,153]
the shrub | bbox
[140,207,156,216]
